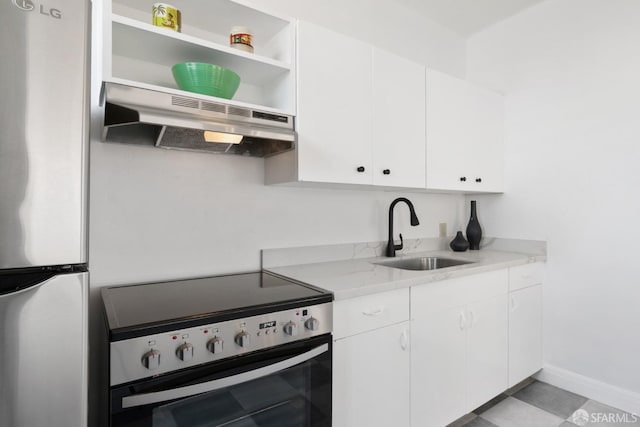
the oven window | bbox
[151,358,329,427]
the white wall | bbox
[89,2,467,425]
[90,0,466,287]
[89,143,463,285]
[466,0,640,411]
[242,0,466,77]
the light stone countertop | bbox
[263,238,546,300]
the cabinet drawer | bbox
[411,269,508,319]
[333,288,409,340]
[509,263,544,291]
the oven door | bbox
[110,335,332,427]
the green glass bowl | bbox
[171,62,241,99]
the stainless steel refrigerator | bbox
[0,0,89,426]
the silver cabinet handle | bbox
[122,343,329,409]
[362,307,385,316]
[400,329,409,351]
[459,311,466,331]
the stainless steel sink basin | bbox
[375,256,475,271]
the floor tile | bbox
[568,400,640,426]
[462,416,499,427]
[480,397,565,427]
[513,381,588,418]
[473,393,509,415]
[447,413,477,427]
[506,377,537,396]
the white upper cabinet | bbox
[295,21,373,185]
[426,69,504,193]
[98,0,296,113]
[266,21,427,188]
[372,49,426,188]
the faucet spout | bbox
[386,197,420,257]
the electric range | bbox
[102,271,333,427]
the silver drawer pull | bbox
[362,307,385,316]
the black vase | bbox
[466,200,482,250]
[449,231,469,252]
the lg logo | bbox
[12,0,33,10]
[11,0,62,19]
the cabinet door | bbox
[509,285,543,387]
[333,322,411,427]
[466,83,504,192]
[411,307,467,427]
[425,69,470,192]
[296,21,373,185]
[425,69,504,193]
[372,49,425,188]
[467,294,509,411]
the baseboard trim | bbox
[535,365,640,415]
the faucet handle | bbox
[395,233,404,251]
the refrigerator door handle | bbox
[0,267,87,297]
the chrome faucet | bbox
[386,197,420,257]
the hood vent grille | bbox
[228,106,251,118]
[103,83,295,158]
[171,96,199,109]
[200,101,226,114]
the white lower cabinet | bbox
[332,288,410,427]
[467,294,509,410]
[508,263,544,387]
[330,264,544,426]
[411,305,467,427]
[333,321,411,427]
[410,270,509,427]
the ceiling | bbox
[394,0,548,37]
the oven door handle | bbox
[121,343,329,409]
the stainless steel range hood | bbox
[102,82,296,157]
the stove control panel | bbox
[110,302,332,386]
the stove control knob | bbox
[141,349,161,370]
[176,343,194,362]
[283,321,298,336]
[207,336,224,354]
[235,331,250,348]
[305,317,320,331]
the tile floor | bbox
[447,379,640,427]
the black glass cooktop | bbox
[102,271,332,341]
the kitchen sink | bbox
[375,256,475,271]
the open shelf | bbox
[104,0,296,113]
[105,77,293,115]
[112,15,291,85]
[112,0,292,59]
